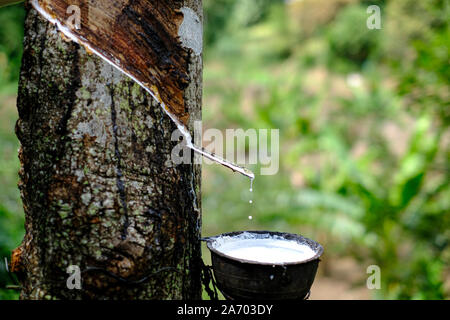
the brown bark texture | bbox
[34,0,197,126]
[12,0,202,300]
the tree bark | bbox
[12,1,202,299]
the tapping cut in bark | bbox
[31,0,254,179]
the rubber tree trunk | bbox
[12,1,202,299]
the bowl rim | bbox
[204,230,324,266]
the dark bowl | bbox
[205,230,324,300]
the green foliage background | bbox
[0,0,448,299]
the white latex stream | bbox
[31,0,255,181]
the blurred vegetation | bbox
[0,0,449,299]
[0,2,25,300]
[201,0,449,300]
